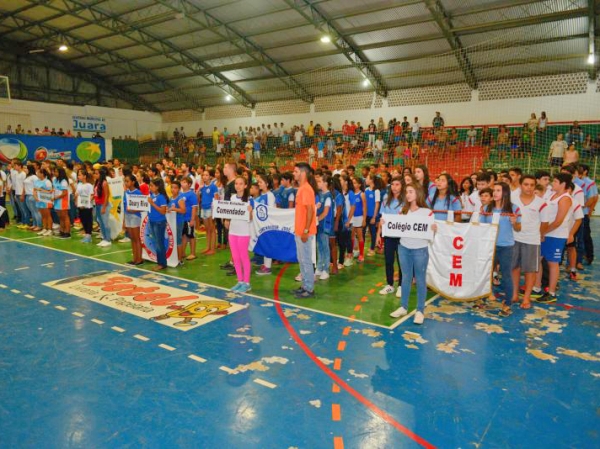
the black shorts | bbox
[182,222,195,239]
[550,157,563,167]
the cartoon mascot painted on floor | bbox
[151,299,232,327]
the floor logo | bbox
[43,271,245,331]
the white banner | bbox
[381,212,434,240]
[77,194,92,208]
[127,194,150,212]
[44,272,244,331]
[212,200,250,221]
[107,176,124,240]
[140,212,179,268]
[426,220,498,301]
[36,189,54,203]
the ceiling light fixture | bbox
[587,53,595,65]
[225,94,232,101]
[58,44,68,52]
[362,79,370,87]
[320,35,331,44]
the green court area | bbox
[0,220,433,328]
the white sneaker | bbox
[52,223,60,230]
[295,273,303,282]
[396,286,402,298]
[343,258,353,267]
[353,250,359,258]
[320,272,330,280]
[379,285,394,295]
[119,237,131,243]
[98,240,112,247]
[413,311,425,325]
[37,230,46,236]
[390,306,408,318]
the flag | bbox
[250,205,299,262]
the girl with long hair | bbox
[94,167,112,247]
[338,174,353,267]
[315,173,334,280]
[254,173,276,276]
[75,170,94,243]
[330,175,344,274]
[53,167,71,239]
[390,183,436,324]
[480,182,522,316]
[429,173,461,222]
[24,165,41,231]
[349,176,367,263]
[147,177,169,271]
[123,174,143,264]
[414,164,436,197]
[226,176,253,293]
[377,176,403,298]
[364,174,383,256]
[34,168,53,236]
[168,180,187,265]
[199,169,218,255]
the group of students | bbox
[1,155,597,324]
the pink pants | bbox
[229,234,251,283]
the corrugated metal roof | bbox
[0,0,595,111]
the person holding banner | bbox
[390,183,436,324]
[34,168,53,236]
[123,174,143,265]
[94,167,112,247]
[428,173,461,222]
[376,176,403,298]
[255,174,277,276]
[147,178,169,271]
[226,176,254,293]
[480,182,522,317]
[75,170,94,243]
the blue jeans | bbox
[26,195,41,227]
[575,224,585,264]
[494,245,514,305]
[295,235,315,293]
[95,203,112,241]
[17,196,30,225]
[399,245,429,312]
[316,231,330,274]
[150,220,167,267]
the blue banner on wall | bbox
[0,134,105,164]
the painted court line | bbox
[333,358,342,371]
[55,305,67,311]
[14,267,29,271]
[24,294,35,299]
[41,263,54,267]
[219,366,239,375]
[273,265,436,449]
[337,341,347,352]
[72,312,85,317]
[254,378,277,389]
[111,326,126,333]
[158,343,176,351]
[39,300,50,305]
[334,436,344,449]
[91,318,104,325]
[389,294,440,330]
[188,354,207,363]
[332,403,342,421]
[10,289,21,294]
[332,383,341,393]
[0,236,391,329]
[0,284,6,288]
[133,334,150,342]
[94,250,132,257]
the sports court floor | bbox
[0,221,598,448]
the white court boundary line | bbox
[0,235,399,330]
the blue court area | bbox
[0,235,599,448]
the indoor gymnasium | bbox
[0,1,599,448]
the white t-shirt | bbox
[400,207,433,249]
[572,184,585,208]
[294,130,303,142]
[511,194,549,245]
[545,192,573,239]
[466,129,477,138]
[549,140,567,158]
[24,175,38,196]
[411,122,421,133]
[76,183,94,208]
[13,171,25,195]
[229,196,252,237]
[464,190,481,213]
[568,202,584,233]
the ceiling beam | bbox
[152,0,313,104]
[0,38,159,111]
[282,0,389,98]
[588,0,597,80]
[0,13,207,112]
[424,0,477,89]
[60,0,256,108]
